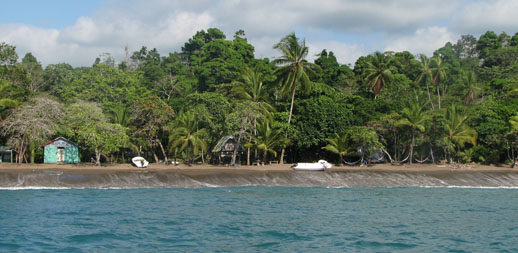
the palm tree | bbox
[106,103,134,162]
[415,54,435,110]
[106,103,131,126]
[511,115,518,131]
[232,66,275,165]
[246,120,289,163]
[364,52,393,98]
[431,57,447,109]
[323,132,352,165]
[444,106,477,162]
[272,33,321,164]
[168,111,208,164]
[232,66,275,117]
[462,71,481,104]
[396,98,430,164]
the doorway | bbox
[57,148,65,163]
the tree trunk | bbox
[280,79,297,164]
[436,81,441,109]
[409,134,415,165]
[263,149,268,164]
[231,114,249,167]
[157,139,168,163]
[152,151,159,163]
[231,130,243,167]
[381,148,394,164]
[30,146,35,164]
[174,148,178,166]
[95,148,101,166]
[425,82,435,110]
[430,146,435,164]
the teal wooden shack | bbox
[43,137,79,164]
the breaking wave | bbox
[2,170,518,189]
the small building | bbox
[43,137,79,164]
[0,146,15,163]
[211,135,244,164]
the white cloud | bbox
[384,27,455,56]
[307,41,366,65]
[451,0,518,35]
[0,8,213,66]
[2,0,505,66]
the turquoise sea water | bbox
[1,187,518,252]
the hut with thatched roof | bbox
[211,135,244,164]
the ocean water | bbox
[1,187,517,252]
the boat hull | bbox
[292,160,331,171]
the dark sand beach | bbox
[0,162,515,174]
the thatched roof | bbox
[211,135,244,153]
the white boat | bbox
[132,157,149,168]
[292,160,332,171]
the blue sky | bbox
[1,0,517,66]
[0,1,105,28]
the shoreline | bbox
[0,162,516,174]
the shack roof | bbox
[43,137,78,147]
[211,135,244,153]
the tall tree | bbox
[443,105,477,162]
[416,54,435,109]
[131,97,175,163]
[364,52,393,98]
[396,98,430,164]
[0,96,63,163]
[232,66,275,165]
[461,71,481,104]
[245,120,289,163]
[64,101,128,166]
[431,57,447,109]
[272,33,321,163]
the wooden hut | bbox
[0,146,15,163]
[211,135,244,164]
[43,137,79,164]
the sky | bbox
[1,0,518,67]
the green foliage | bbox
[3,29,518,165]
[477,31,501,59]
[323,126,382,164]
[364,52,393,97]
[245,120,289,162]
[168,111,208,161]
[0,42,18,66]
[63,101,129,165]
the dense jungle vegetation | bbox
[1,28,518,166]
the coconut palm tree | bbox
[246,120,289,163]
[106,103,135,162]
[364,52,393,98]
[443,106,477,162]
[168,111,208,164]
[461,71,481,104]
[233,67,275,116]
[323,126,383,165]
[272,33,321,164]
[431,57,447,109]
[415,54,435,110]
[323,132,353,165]
[396,98,430,164]
[232,66,275,165]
